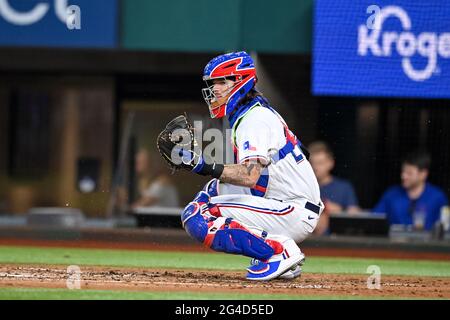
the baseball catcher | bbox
[156,51,323,281]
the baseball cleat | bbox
[249,258,303,280]
[246,240,304,281]
[278,257,305,280]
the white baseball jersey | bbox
[208,101,323,243]
[230,102,321,205]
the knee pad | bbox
[193,189,221,218]
[204,218,276,261]
[181,202,208,243]
[202,178,219,197]
[192,190,210,205]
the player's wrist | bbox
[193,161,224,179]
[190,152,224,178]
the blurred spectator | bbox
[118,148,179,210]
[131,148,179,209]
[308,141,360,235]
[373,151,448,231]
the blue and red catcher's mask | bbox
[202,51,257,119]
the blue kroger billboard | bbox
[0,0,117,48]
[313,0,450,98]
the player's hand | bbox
[156,115,223,178]
[156,114,202,172]
[172,145,205,173]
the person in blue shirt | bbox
[373,151,448,231]
[308,141,360,235]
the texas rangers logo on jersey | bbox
[243,141,256,151]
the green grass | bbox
[0,287,428,300]
[0,245,248,270]
[1,245,450,277]
[1,245,450,300]
[305,257,450,277]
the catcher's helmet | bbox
[202,51,257,119]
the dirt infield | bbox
[1,264,449,298]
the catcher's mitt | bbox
[156,114,201,172]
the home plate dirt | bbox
[0,264,449,298]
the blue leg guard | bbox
[181,201,208,243]
[211,228,274,261]
[182,194,275,261]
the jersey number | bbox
[292,145,304,163]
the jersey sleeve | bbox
[235,117,275,165]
